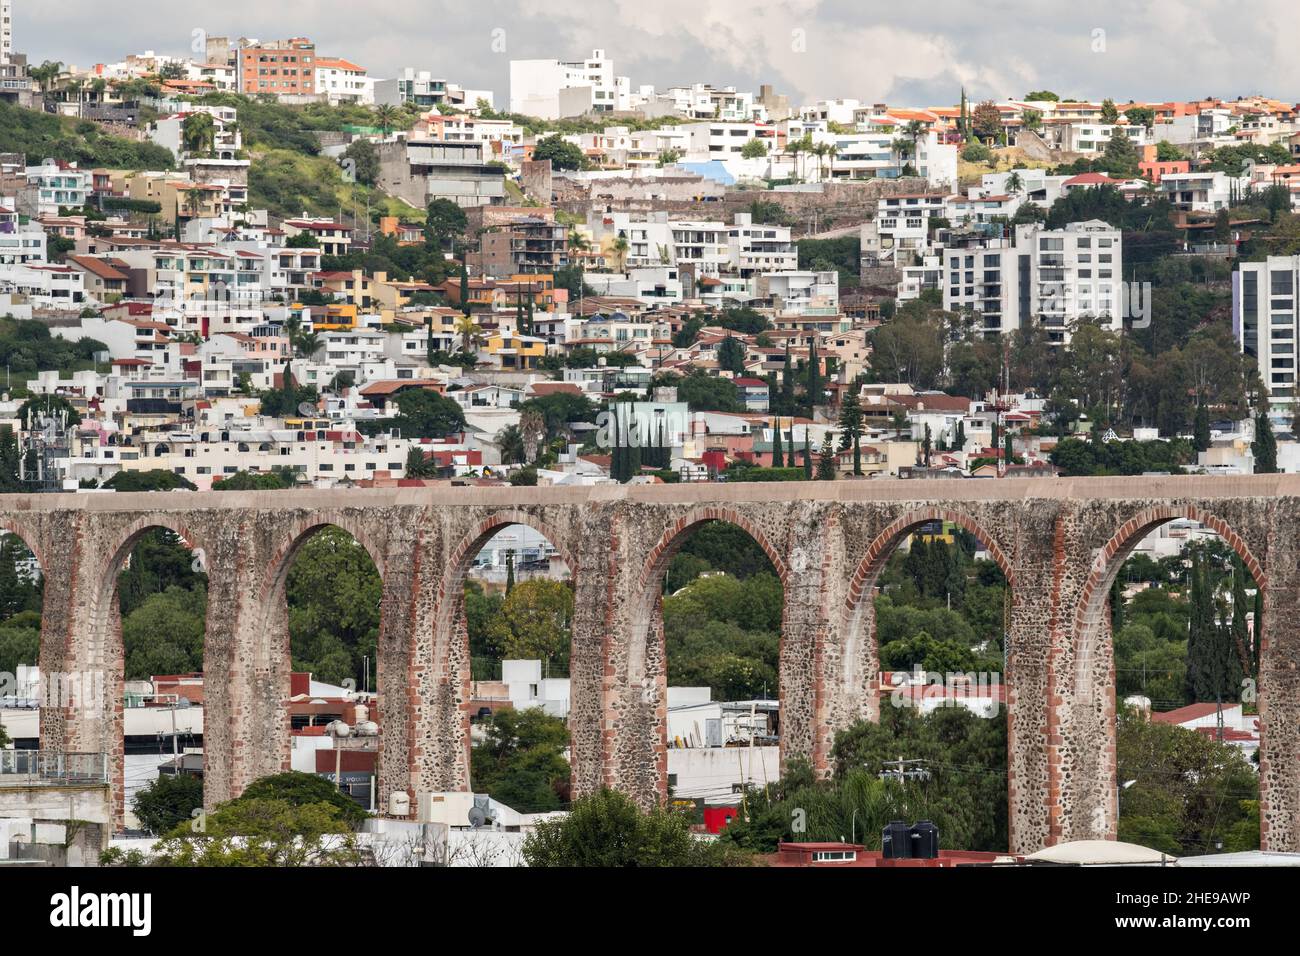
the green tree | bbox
[393,388,467,439]
[486,579,574,674]
[522,789,745,866]
[532,135,585,171]
[471,708,570,812]
[837,393,864,475]
[134,773,204,836]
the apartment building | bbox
[381,68,450,109]
[238,37,316,97]
[24,160,91,215]
[281,217,353,256]
[509,48,628,119]
[380,140,505,208]
[1235,256,1300,411]
[943,220,1123,343]
[1160,170,1244,213]
[0,199,46,264]
[314,58,373,105]
[471,216,569,276]
[727,212,796,275]
[1,0,11,65]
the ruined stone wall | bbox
[5,475,1299,852]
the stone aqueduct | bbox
[5,475,1300,854]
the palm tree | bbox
[30,61,63,104]
[611,234,630,272]
[455,313,483,355]
[1006,171,1025,194]
[904,119,926,158]
[496,425,526,465]
[783,138,802,181]
[568,228,590,310]
[182,112,216,159]
[373,104,401,139]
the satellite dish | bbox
[468,806,488,827]
[297,402,317,417]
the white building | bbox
[726,212,796,275]
[943,219,1123,343]
[509,48,628,119]
[314,58,374,105]
[1161,170,1246,213]
[1,0,11,64]
[24,160,91,215]
[1235,255,1300,413]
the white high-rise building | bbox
[1235,256,1300,413]
[1,0,13,64]
[943,219,1123,344]
[509,48,628,119]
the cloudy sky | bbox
[14,0,1300,107]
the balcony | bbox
[0,751,109,787]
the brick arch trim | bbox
[845,506,1016,619]
[90,515,209,669]
[1071,504,1264,688]
[0,519,48,574]
[258,515,389,607]
[636,505,789,594]
[438,510,579,617]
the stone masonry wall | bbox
[5,476,1299,852]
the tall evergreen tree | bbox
[1253,411,1277,473]
[805,339,820,415]
[780,343,796,416]
[1193,397,1211,452]
[837,394,864,476]
[802,430,813,479]
[817,433,837,480]
[771,419,784,468]
[459,260,472,318]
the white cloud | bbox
[12,0,1300,107]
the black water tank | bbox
[911,820,940,859]
[882,820,912,859]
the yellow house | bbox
[291,301,358,331]
[314,269,374,309]
[484,331,547,370]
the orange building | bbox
[239,37,316,96]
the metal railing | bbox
[0,751,109,786]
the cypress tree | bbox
[459,260,471,317]
[802,430,812,479]
[505,550,516,594]
[805,339,820,415]
[772,419,784,468]
[1193,396,1211,452]
[1253,411,1277,473]
[780,343,795,416]
[817,433,837,480]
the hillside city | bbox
[0,6,1296,878]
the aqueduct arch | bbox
[6,476,1299,852]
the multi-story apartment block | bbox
[509,48,628,119]
[0,198,46,264]
[1235,256,1300,411]
[1,0,12,65]
[727,212,796,276]
[24,160,91,215]
[381,68,450,109]
[238,37,316,97]
[281,217,353,256]
[683,121,776,159]
[471,216,568,276]
[314,58,373,105]
[1160,170,1245,213]
[943,220,1123,343]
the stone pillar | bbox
[567,525,615,798]
[1005,512,1064,854]
[400,534,455,805]
[1259,557,1300,851]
